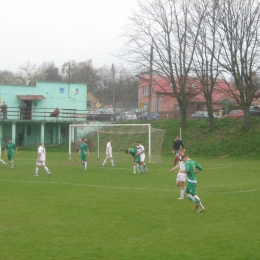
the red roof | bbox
[138,74,236,103]
[139,75,173,93]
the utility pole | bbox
[112,63,115,110]
[68,62,71,97]
[68,62,71,83]
[148,43,153,119]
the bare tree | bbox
[121,0,205,129]
[212,0,260,129]
[192,0,223,130]
[16,61,46,85]
[40,61,61,82]
[0,70,17,84]
[96,64,138,106]
[61,60,99,93]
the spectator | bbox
[18,131,24,146]
[19,101,27,119]
[50,108,60,117]
[1,101,7,119]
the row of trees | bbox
[122,0,260,129]
[0,60,138,108]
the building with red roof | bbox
[137,74,237,118]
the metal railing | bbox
[0,107,88,122]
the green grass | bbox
[20,117,260,159]
[0,151,259,260]
[154,117,260,158]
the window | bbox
[143,86,149,95]
[87,101,91,107]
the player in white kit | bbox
[0,146,6,166]
[34,142,51,176]
[102,139,115,167]
[170,149,186,199]
[136,141,148,173]
[0,158,7,166]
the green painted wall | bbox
[0,82,87,147]
[0,82,87,110]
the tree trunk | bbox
[243,109,250,130]
[206,102,216,131]
[180,108,187,129]
[208,116,216,131]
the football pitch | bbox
[0,151,259,260]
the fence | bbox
[0,107,88,122]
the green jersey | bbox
[79,142,89,161]
[6,142,16,155]
[128,148,137,157]
[185,159,203,184]
[128,148,140,163]
[80,143,89,154]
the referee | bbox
[173,136,184,165]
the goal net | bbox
[69,123,165,163]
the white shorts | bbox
[36,160,46,166]
[140,153,145,162]
[176,172,187,182]
[106,153,112,159]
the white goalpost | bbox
[68,123,165,163]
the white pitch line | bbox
[0,179,260,194]
[0,179,174,192]
[214,189,260,194]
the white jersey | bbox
[136,144,145,154]
[137,144,145,162]
[106,142,112,157]
[176,156,187,182]
[38,146,46,161]
[179,156,186,172]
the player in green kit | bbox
[125,148,141,174]
[180,154,205,213]
[78,139,90,171]
[5,137,18,169]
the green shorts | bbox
[185,183,197,196]
[135,155,140,164]
[80,153,87,161]
[8,153,14,161]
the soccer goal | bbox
[68,123,165,163]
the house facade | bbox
[137,74,235,118]
[87,91,103,110]
[0,82,87,147]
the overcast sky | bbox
[0,0,138,72]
